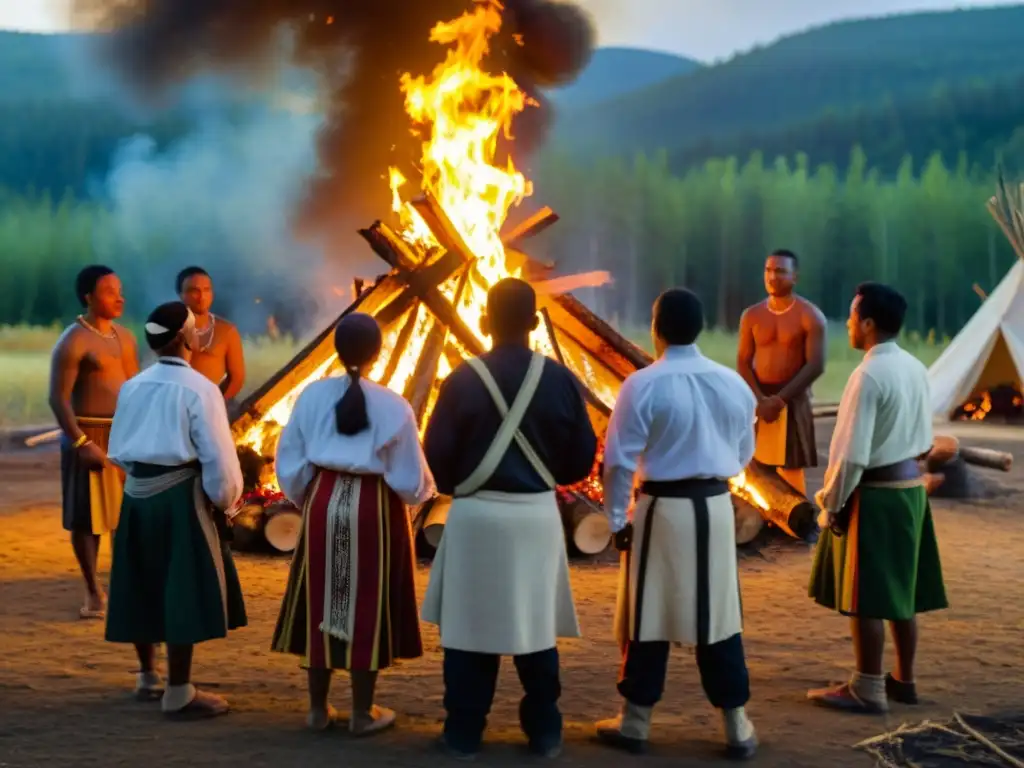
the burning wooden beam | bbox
[501,206,559,248]
[730,462,817,541]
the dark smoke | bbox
[74,0,595,242]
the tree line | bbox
[532,147,1017,334]
[0,146,1018,337]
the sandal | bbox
[349,705,396,737]
[164,689,230,721]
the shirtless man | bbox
[49,265,140,618]
[737,249,826,501]
[176,267,245,403]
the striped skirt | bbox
[809,481,948,621]
[271,470,423,671]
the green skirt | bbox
[106,475,247,645]
[809,483,948,621]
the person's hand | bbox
[756,395,785,423]
[78,441,108,471]
[613,523,633,552]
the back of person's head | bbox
[653,288,705,346]
[144,301,195,353]
[333,313,383,436]
[75,265,115,307]
[855,282,907,336]
[176,266,210,294]
[484,278,538,341]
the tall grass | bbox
[0,324,948,428]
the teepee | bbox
[929,174,1024,419]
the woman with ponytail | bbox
[271,312,436,734]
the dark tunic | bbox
[423,345,598,495]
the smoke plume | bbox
[73,0,596,242]
[94,107,365,336]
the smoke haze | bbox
[73,0,595,243]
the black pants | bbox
[442,646,561,753]
[617,633,750,710]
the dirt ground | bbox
[1,420,1023,768]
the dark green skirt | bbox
[106,477,247,645]
[809,483,948,621]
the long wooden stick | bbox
[24,428,62,447]
[960,445,1013,472]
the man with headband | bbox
[272,312,435,735]
[105,301,247,718]
[422,278,597,759]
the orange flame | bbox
[236,0,556,487]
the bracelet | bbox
[71,434,89,449]
[75,438,93,450]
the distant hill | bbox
[546,47,701,110]
[556,4,1024,162]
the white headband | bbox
[145,308,196,337]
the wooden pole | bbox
[960,445,1013,472]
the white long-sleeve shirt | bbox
[603,345,756,532]
[817,341,932,515]
[108,357,243,511]
[274,375,436,509]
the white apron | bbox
[421,352,581,656]
[614,480,743,648]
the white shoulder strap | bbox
[453,352,556,497]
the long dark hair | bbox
[333,313,383,435]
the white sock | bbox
[162,683,197,712]
[724,708,755,744]
[851,672,886,705]
[135,671,162,690]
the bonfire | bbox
[229,0,814,555]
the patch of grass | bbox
[0,324,948,428]
[0,329,304,428]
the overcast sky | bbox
[3,0,1022,60]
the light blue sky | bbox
[2,0,1021,60]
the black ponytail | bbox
[335,366,370,435]
[332,313,382,436]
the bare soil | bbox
[1,421,1023,767]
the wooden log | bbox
[229,275,402,426]
[501,206,559,248]
[24,428,61,447]
[264,502,302,553]
[422,495,452,549]
[960,445,1013,472]
[558,492,610,555]
[927,434,960,468]
[548,293,652,372]
[378,300,423,388]
[731,496,766,545]
[812,404,840,419]
[735,461,817,540]
[410,193,477,268]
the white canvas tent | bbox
[929,175,1024,418]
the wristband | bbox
[71,434,89,449]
